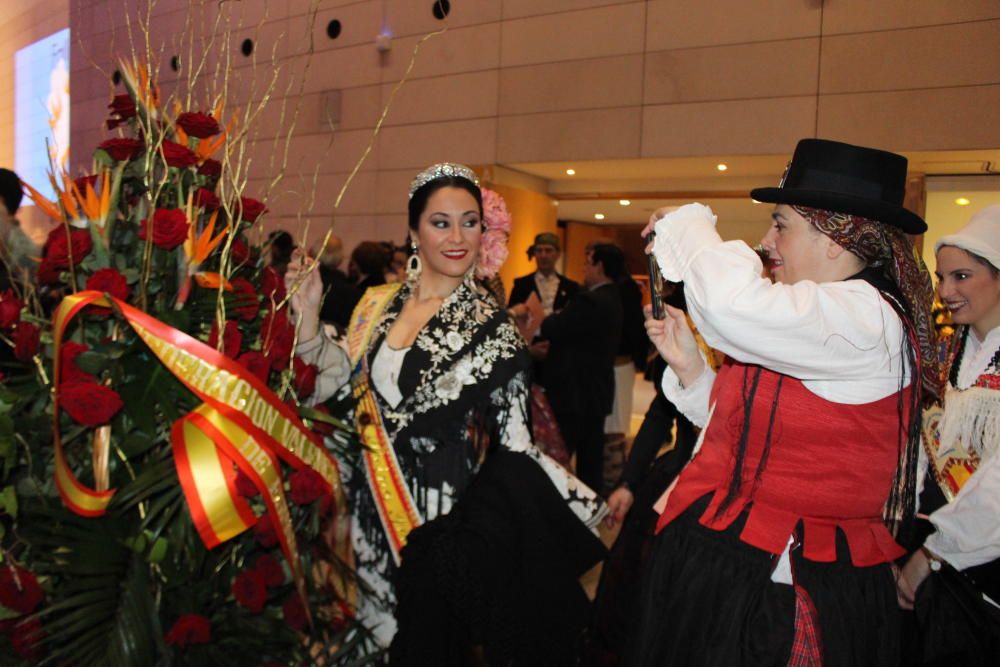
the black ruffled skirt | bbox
[624,495,900,667]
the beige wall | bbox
[3,0,998,254]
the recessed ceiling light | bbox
[716,163,728,172]
[565,168,576,176]
[594,213,605,220]
[751,198,762,205]
[955,197,971,206]
[619,199,631,206]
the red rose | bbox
[12,323,39,362]
[282,594,308,632]
[232,569,268,613]
[86,267,130,302]
[207,320,242,359]
[177,112,220,139]
[229,277,259,321]
[0,565,43,614]
[60,380,124,426]
[97,137,144,161]
[10,617,44,660]
[293,357,317,399]
[230,237,251,265]
[261,308,294,370]
[194,187,220,211]
[288,467,328,506]
[259,266,285,303]
[254,554,284,588]
[233,467,259,498]
[197,158,222,178]
[164,613,211,647]
[60,341,95,383]
[45,226,93,268]
[106,94,137,129]
[254,512,279,548]
[37,259,63,285]
[139,208,190,250]
[160,140,199,169]
[0,289,22,330]
[237,351,269,383]
[74,174,98,193]
[238,196,268,223]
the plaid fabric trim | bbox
[787,583,824,667]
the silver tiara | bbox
[408,163,479,199]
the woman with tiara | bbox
[897,206,1000,664]
[286,163,606,660]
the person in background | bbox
[0,168,40,287]
[538,243,624,494]
[315,232,360,331]
[266,230,295,276]
[897,205,1000,665]
[508,232,579,316]
[348,240,390,292]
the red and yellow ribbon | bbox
[346,283,422,565]
[52,290,348,614]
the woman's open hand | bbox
[285,249,323,341]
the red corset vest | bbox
[656,360,910,567]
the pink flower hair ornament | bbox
[476,188,511,279]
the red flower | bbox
[106,94,137,129]
[288,467,328,506]
[230,277,259,321]
[237,351,269,383]
[164,613,212,647]
[238,196,268,223]
[177,112,220,139]
[160,140,199,169]
[261,308,294,371]
[282,594,308,632]
[98,137,144,161]
[254,512,279,548]
[44,226,93,268]
[0,565,43,614]
[37,259,63,285]
[259,266,286,303]
[139,208,190,250]
[254,554,284,588]
[86,267,130,302]
[74,174,98,193]
[12,323,39,362]
[207,320,242,359]
[293,357,317,399]
[197,158,222,178]
[194,187,219,211]
[60,380,124,426]
[10,617,44,660]
[60,341,95,383]
[234,467,259,498]
[230,237,251,265]
[0,289,22,330]
[232,569,268,613]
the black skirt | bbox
[624,495,900,667]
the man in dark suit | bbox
[538,243,625,495]
[508,232,579,316]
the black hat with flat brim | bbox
[750,138,927,234]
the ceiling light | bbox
[716,163,728,172]
[594,213,605,220]
[955,197,971,206]
[565,168,576,176]
[619,199,631,206]
[751,199,762,205]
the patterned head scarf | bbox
[791,205,942,404]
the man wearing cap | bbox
[508,232,580,317]
[627,139,940,667]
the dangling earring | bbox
[407,238,422,284]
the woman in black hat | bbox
[626,139,940,667]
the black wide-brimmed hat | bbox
[750,138,927,234]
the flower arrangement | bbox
[0,59,371,666]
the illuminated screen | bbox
[15,28,70,202]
